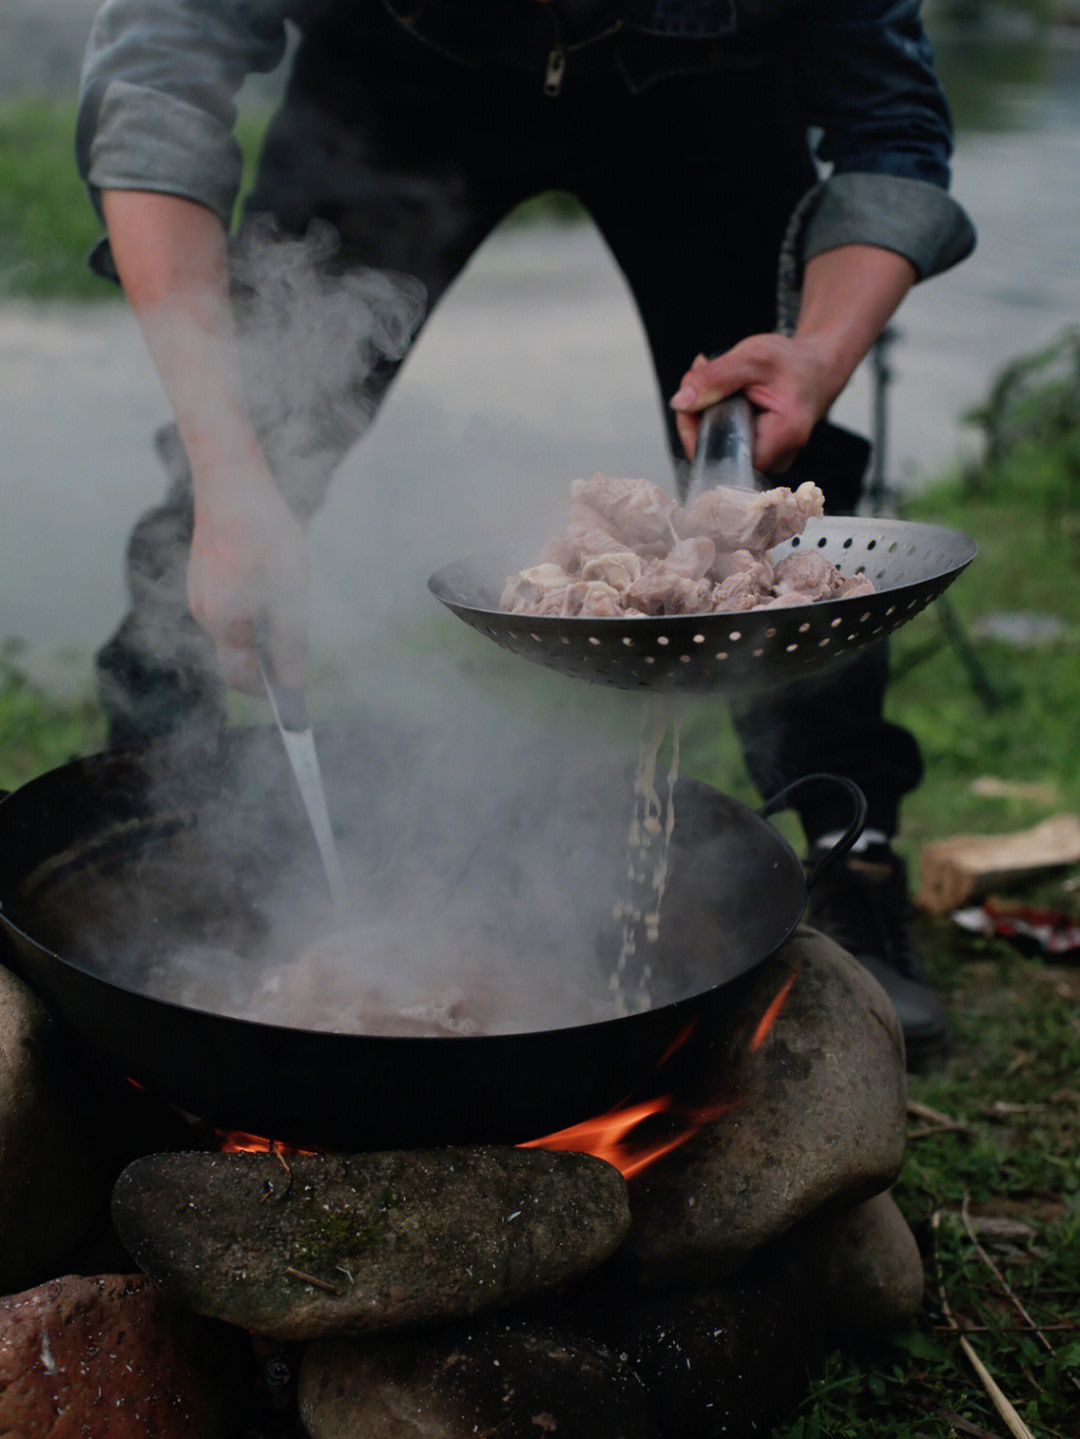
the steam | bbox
[45,211,766,1042]
[27,716,708,1036]
[230,217,427,518]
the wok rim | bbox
[0,745,808,1046]
[0,898,800,1050]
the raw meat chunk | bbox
[664,536,716,581]
[501,470,871,617]
[773,550,847,601]
[500,563,571,613]
[625,569,714,616]
[581,550,645,591]
[572,474,679,551]
[679,481,824,553]
[836,573,876,598]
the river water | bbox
[1,16,1077,695]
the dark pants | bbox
[97,1,922,840]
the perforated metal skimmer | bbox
[428,516,977,695]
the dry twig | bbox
[983,1101,1047,1119]
[907,1098,971,1140]
[934,1322,1076,1335]
[909,1098,966,1127]
[284,1265,342,1296]
[960,1192,1080,1400]
[931,1210,1038,1439]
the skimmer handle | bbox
[687,394,759,496]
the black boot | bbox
[805,843,948,1068]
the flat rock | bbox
[112,1147,629,1340]
[625,926,908,1285]
[0,961,117,1293]
[563,1191,923,1438]
[810,1189,925,1334]
[299,1319,656,1439]
[296,1193,923,1439]
[0,1273,247,1439]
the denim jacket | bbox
[76,0,975,310]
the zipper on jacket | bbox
[541,9,624,97]
[543,6,567,96]
[544,43,567,95]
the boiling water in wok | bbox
[15,726,752,1039]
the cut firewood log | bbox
[916,813,1080,916]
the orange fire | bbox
[519,1092,740,1180]
[216,1130,319,1156]
[523,962,801,1180]
[208,967,800,1176]
[747,965,800,1053]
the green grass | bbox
[0,98,108,300]
[0,656,102,791]
[0,97,273,302]
[779,938,1080,1439]
[883,492,1080,856]
[767,349,1080,1439]
[673,462,1080,866]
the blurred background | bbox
[2,0,1079,838]
[4,11,1080,1434]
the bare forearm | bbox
[793,245,917,409]
[102,189,308,693]
[101,190,262,479]
[670,244,917,469]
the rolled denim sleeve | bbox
[775,0,975,327]
[76,0,289,225]
[797,172,975,280]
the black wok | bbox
[0,726,862,1151]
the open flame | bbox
[216,1131,320,1156]
[747,965,799,1053]
[519,1092,740,1180]
[206,967,800,1174]
[522,963,800,1181]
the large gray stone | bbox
[625,926,908,1286]
[811,1189,925,1337]
[566,1192,923,1439]
[299,1321,656,1439]
[296,1192,923,1439]
[0,1274,248,1439]
[0,961,117,1293]
[112,1147,629,1340]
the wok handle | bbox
[757,774,868,893]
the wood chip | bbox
[964,1217,1037,1243]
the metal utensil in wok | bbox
[257,655,346,904]
[428,514,977,695]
